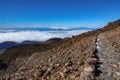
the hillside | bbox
[0,19,120,80]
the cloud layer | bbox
[0,30,88,43]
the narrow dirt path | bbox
[94,36,102,77]
[95,34,120,80]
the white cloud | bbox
[0,30,88,43]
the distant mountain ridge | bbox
[0,27,96,31]
[0,38,62,54]
[0,41,41,53]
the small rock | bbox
[65,61,73,67]
[63,68,70,74]
[34,68,46,78]
[49,64,55,70]
[38,71,44,77]
[70,75,76,79]
[43,68,51,77]
[75,77,80,80]
[89,75,94,80]
[79,66,84,71]
[59,72,65,78]
[55,64,60,68]
[113,72,120,77]
[19,66,27,71]
[84,66,93,72]
[111,63,119,68]
[48,59,52,62]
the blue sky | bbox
[0,0,120,29]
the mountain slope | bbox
[0,19,120,80]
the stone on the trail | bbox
[113,72,120,77]
[111,63,119,68]
[84,66,93,72]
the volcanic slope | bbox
[0,19,120,80]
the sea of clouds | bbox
[0,29,89,43]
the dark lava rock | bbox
[0,60,8,70]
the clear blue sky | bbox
[0,0,120,28]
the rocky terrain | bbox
[0,19,120,80]
[96,26,120,80]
